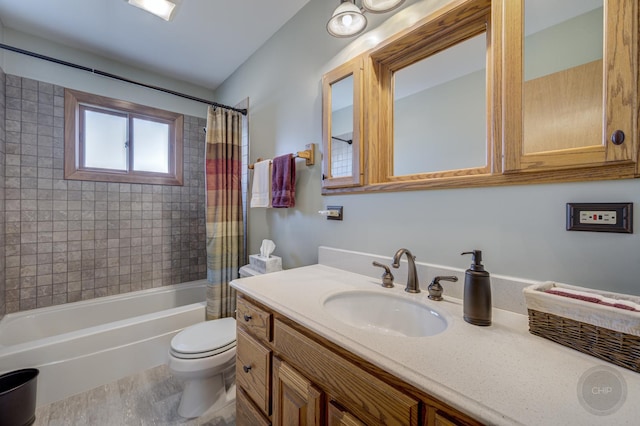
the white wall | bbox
[1,28,213,117]
[214,0,640,296]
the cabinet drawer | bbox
[236,327,272,415]
[274,320,420,426]
[237,387,271,426]
[237,296,272,341]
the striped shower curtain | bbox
[205,106,244,320]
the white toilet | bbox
[168,317,237,418]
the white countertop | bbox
[231,264,640,426]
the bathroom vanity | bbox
[230,258,640,425]
[235,293,477,425]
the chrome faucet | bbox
[392,248,420,293]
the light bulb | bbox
[327,1,367,38]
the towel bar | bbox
[248,143,315,169]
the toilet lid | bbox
[171,317,236,357]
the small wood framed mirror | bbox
[322,55,364,189]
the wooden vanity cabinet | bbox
[235,294,482,426]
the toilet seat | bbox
[170,317,236,360]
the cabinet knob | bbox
[242,365,252,373]
[243,314,252,322]
[611,130,625,145]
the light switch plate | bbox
[566,203,633,233]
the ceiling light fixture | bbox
[327,0,367,38]
[127,0,178,21]
[327,0,405,38]
[362,0,406,14]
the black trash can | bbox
[0,369,39,426]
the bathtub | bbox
[0,280,207,407]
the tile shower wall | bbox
[0,67,6,317]
[3,74,208,314]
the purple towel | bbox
[272,154,296,208]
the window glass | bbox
[132,118,170,173]
[83,109,128,170]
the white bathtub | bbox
[0,280,207,407]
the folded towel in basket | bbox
[546,288,601,303]
[611,300,640,311]
[545,288,640,312]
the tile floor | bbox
[33,365,235,426]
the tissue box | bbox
[249,254,282,274]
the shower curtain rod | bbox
[0,43,247,115]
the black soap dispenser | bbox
[461,250,492,326]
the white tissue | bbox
[260,239,276,258]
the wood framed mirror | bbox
[366,0,495,188]
[322,55,364,189]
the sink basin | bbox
[322,290,448,337]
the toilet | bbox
[168,317,237,418]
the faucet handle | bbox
[428,276,458,301]
[372,261,394,288]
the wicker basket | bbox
[524,282,640,373]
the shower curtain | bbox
[205,106,244,320]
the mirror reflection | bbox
[330,75,354,178]
[523,0,603,154]
[393,33,487,176]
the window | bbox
[65,89,184,185]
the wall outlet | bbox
[566,203,632,233]
[327,206,343,221]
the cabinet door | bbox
[502,0,637,174]
[272,356,323,426]
[327,401,365,426]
